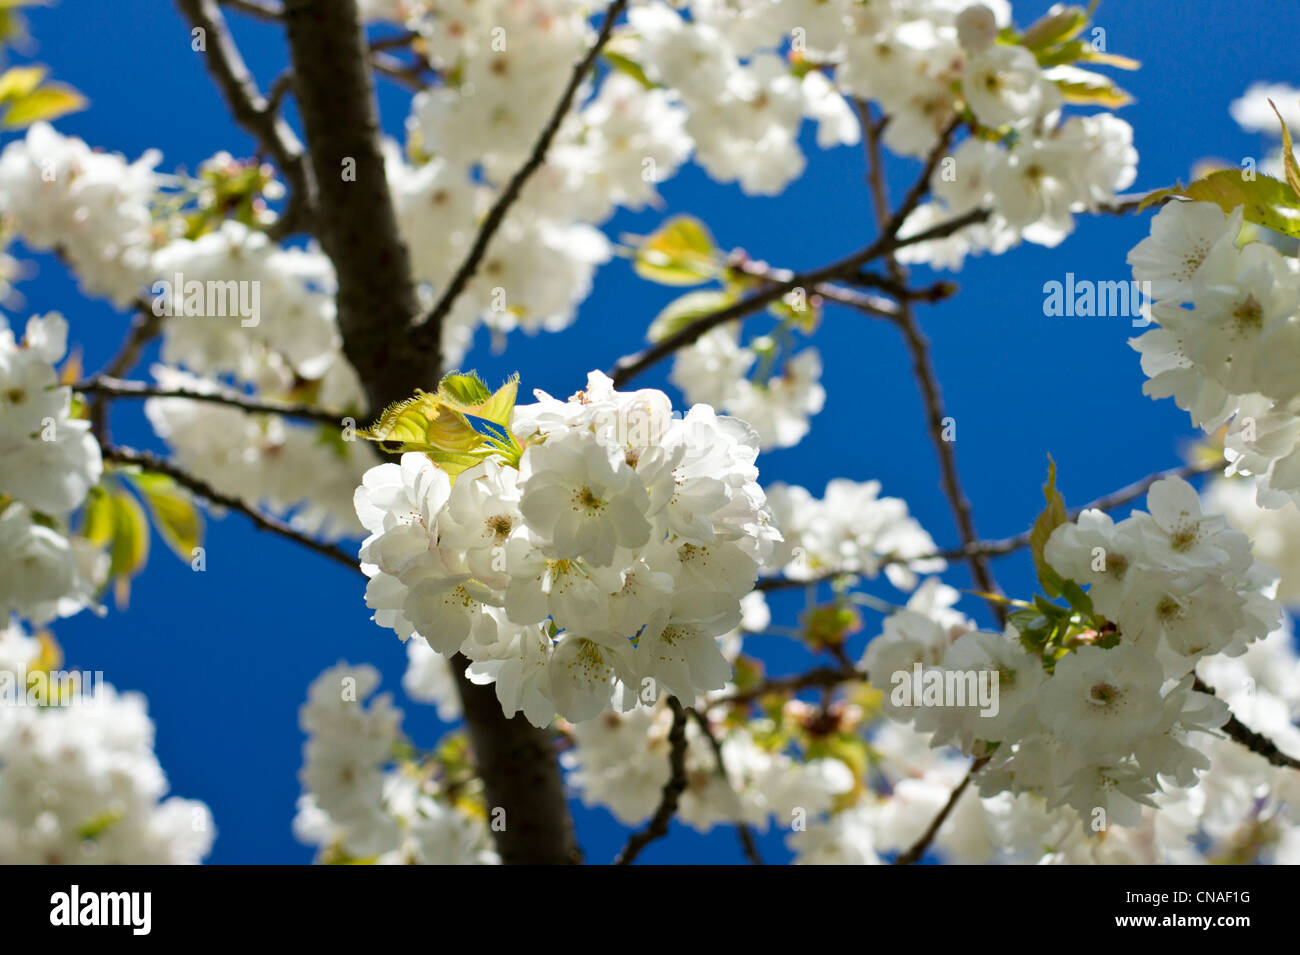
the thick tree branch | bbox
[177,0,313,238]
[280,0,430,414]
[219,0,282,20]
[615,696,688,864]
[450,659,581,864]
[281,0,580,866]
[102,445,360,573]
[410,0,628,352]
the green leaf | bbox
[438,371,493,409]
[360,391,445,445]
[602,50,657,90]
[80,485,115,547]
[647,289,736,343]
[1139,172,1300,238]
[1048,66,1132,109]
[107,490,149,609]
[0,64,45,101]
[127,472,203,562]
[437,371,519,428]
[77,808,125,841]
[2,82,86,127]
[1021,6,1088,52]
[632,216,718,286]
[1029,457,1068,599]
[1269,99,1300,201]
[1058,578,1094,617]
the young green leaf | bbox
[646,289,736,342]
[1029,457,1067,598]
[1138,173,1300,238]
[127,472,204,562]
[633,215,719,286]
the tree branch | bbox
[859,106,1006,627]
[86,303,164,445]
[686,707,764,865]
[101,445,360,573]
[893,756,988,865]
[177,0,314,239]
[450,659,582,864]
[615,696,688,864]
[219,0,282,20]
[78,375,349,426]
[410,0,628,352]
[281,0,580,866]
[755,456,1230,595]
[608,120,963,388]
[1194,677,1300,772]
[704,665,867,708]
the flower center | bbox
[573,486,605,515]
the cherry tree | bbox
[2,0,1300,866]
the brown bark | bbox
[279,0,580,864]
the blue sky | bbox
[15,0,1298,863]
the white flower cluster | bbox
[0,123,161,306]
[294,662,497,864]
[0,623,215,864]
[670,323,826,450]
[763,478,945,590]
[152,219,346,395]
[563,700,854,832]
[890,5,1136,264]
[355,371,779,724]
[0,123,376,543]
[144,367,374,542]
[384,0,698,365]
[812,623,1300,865]
[1128,201,1300,509]
[866,478,1279,829]
[626,2,858,195]
[0,312,104,624]
[1205,476,1300,604]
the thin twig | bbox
[87,304,164,444]
[893,756,989,865]
[1195,677,1300,771]
[608,120,963,388]
[704,666,867,709]
[860,103,1007,627]
[615,696,688,864]
[686,707,765,865]
[101,445,360,574]
[412,0,629,351]
[79,375,350,426]
[730,258,899,320]
[371,51,434,90]
[755,457,1230,593]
